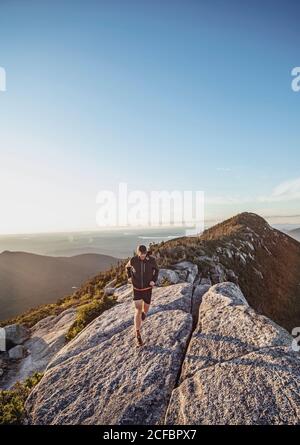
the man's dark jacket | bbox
[126,253,159,289]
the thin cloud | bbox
[216,167,232,172]
[258,177,300,202]
[206,178,300,205]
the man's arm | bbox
[125,259,132,280]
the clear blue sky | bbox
[0,0,300,233]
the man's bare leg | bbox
[134,299,143,330]
[134,301,143,345]
[142,301,150,316]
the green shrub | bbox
[66,296,117,342]
[0,372,43,425]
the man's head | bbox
[136,244,147,260]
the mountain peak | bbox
[201,212,271,241]
[229,211,270,227]
[156,211,300,331]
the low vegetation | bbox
[66,295,117,341]
[0,372,43,425]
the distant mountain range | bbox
[0,251,120,321]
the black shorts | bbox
[133,288,152,305]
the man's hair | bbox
[136,244,147,255]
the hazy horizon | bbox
[0,211,299,237]
[0,219,298,259]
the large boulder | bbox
[8,345,26,360]
[1,308,76,389]
[156,269,180,286]
[25,283,193,425]
[166,346,300,425]
[165,282,300,425]
[4,324,30,346]
[173,261,198,284]
[104,278,117,296]
[113,284,132,303]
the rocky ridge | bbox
[1,213,299,424]
[25,272,300,425]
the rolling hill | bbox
[0,251,120,321]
